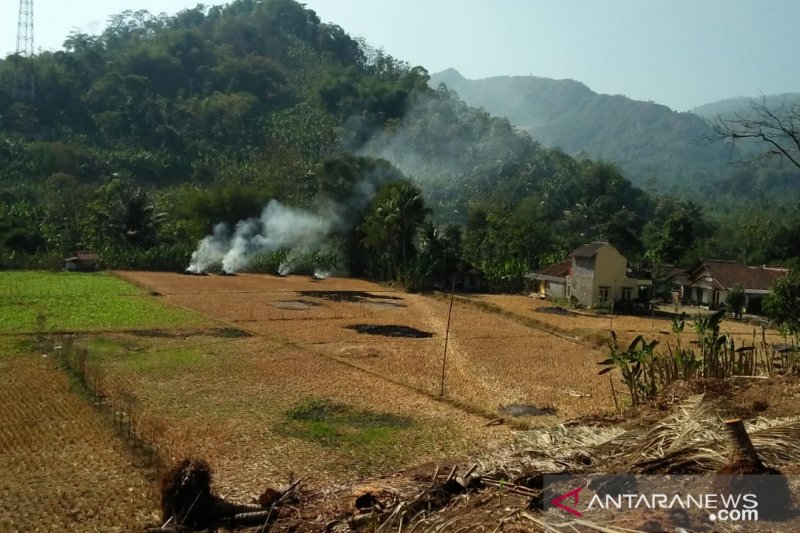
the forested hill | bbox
[0,0,577,216]
[429,69,799,196]
[1,0,798,283]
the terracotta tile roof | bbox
[688,260,788,291]
[536,259,571,278]
[661,266,690,286]
[570,242,608,258]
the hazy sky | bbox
[2,0,798,111]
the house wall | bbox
[547,281,566,299]
[463,275,482,291]
[570,256,596,306]
[568,244,654,307]
[696,288,727,307]
[591,245,631,305]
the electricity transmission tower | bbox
[15,0,36,103]
[16,0,35,58]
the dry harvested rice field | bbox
[471,293,783,349]
[7,270,693,531]
[0,351,159,531]
[116,271,615,420]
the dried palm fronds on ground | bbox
[477,424,626,481]
[480,395,800,481]
[379,396,800,533]
[135,394,800,532]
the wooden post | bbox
[609,278,616,331]
[440,280,456,398]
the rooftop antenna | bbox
[15,0,35,102]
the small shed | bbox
[462,267,484,292]
[450,261,485,292]
[65,251,100,272]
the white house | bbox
[686,260,788,314]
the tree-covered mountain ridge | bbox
[429,68,800,196]
[0,0,798,283]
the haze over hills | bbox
[430,68,799,195]
[691,93,800,119]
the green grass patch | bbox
[84,337,130,356]
[0,335,33,357]
[122,346,207,371]
[0,271,202,332]
[76,336,208,372]
[280,398,413,449]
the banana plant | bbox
[599,332,660,407]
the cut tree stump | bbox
[714,418,794,521]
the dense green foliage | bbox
[0,0,796,293]
[764,269,800,334]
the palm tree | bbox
[361,181,429,280]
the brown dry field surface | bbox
[86,331,507,504]
[116,272,615,421]
[0,353,158,532]
[472,294,783,349]
[7,272,794,532]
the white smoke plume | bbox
[186,200,333,274]
[186,223,230,273]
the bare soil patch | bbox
[274,299,319,310]
[298,290,404,303]
[500,404,558,417]
[345,324,434,338]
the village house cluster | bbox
[528,242,788,315]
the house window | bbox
[621,287,632,301]
[599,286,610,304]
